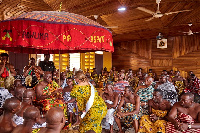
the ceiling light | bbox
[118,7,126,11]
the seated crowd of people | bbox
[0,52,200,133]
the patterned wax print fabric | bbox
[166,112,200,133]
[70,85,107,133]
[137,85,154,102]
[139,108,168,133]
[116,103,139,128]
[63,92,78,115]
[174,81,185,95]
[12,114,24,125]
[184,77,200,95]
[157,81,178,106]
[38,81,65,113]
[61,78,68,89]
[0,87,13,108]
[113,80,129,94]
[137,85,154,117]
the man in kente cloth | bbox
[0,97,21,133]
[0,53,16,81]
[166,93,200,133]
[35,71,64,114]
[138,89,171,133]
[115,86,140,133]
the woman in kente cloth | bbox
[70,71,107,133]
[23,58,44,88]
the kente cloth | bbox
[138,108,168,133]
[113,80,129,93]
[70,85,107,133]
[166,112,200,133]
[185,77,200,95]
[175,81,185,95]
[105,100,115,125]
[116,103,139,128]
[12,114,47,128]
[157,81,178,106]
[137,85,154,117]
[38,82,65,112]
[0,87,13,108]
[63,92,78,115]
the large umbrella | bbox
[0,11,114,84]
[0,11,114,54]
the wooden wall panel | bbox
[113,34,200,78]
[113,40,151,72]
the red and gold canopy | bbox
[0,11,114,54]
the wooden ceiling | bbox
[1,0,200,42]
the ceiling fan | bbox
[182,23,199,35]
[87,15,118,29]
[137,0,192,21]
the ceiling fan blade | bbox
[105,26,118,28]
[137,7,155,15]
[146,17,155,21]
[164,9,191,15]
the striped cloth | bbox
[166,112,200,133]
